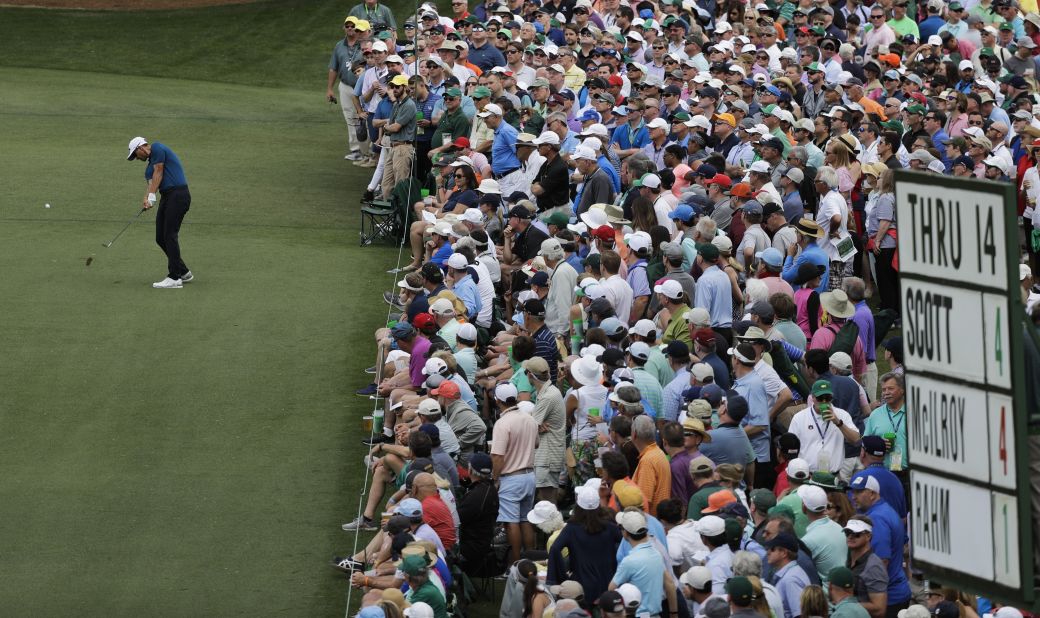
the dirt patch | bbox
[0,0,258,9]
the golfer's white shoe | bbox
[152,277,183,289]
[181,271,194,283]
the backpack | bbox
[826,321,860,356]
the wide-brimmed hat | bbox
[794,218,824,238]
[570,355,604,386]
[820,289,856,319]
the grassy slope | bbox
[0,6,408,613]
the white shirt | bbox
[499,151,546,200]
[654,194,679,235]
[471,260,495,328]
[602,274,634,326]
[736,224,770,268]
[789,403,857,473]
[753,358,788,411]
[666,520,710,572]
[546,261,579,335]
[478,248,502,283]
[815,189,851,261]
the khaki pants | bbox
[337,82,370,156]
[381,143,414,201]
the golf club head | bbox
[102,242,111,248]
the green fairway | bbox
[0,26,401,617]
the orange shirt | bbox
[633,443,672,516]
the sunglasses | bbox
[816,395,833,402]
[843,530,867,538]
[870,14,884,19]
[454,173,466,178]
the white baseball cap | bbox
[495,382,519,401]
[630,318,658,337]
[457,322,478,342]
[460,208,483,224]
[624,231,652,252]
[646,118,669,130]
[581,123,610,138]
[477,103,504,117]
[639,173,662,189]
[797,484,829,512]
[849,474,881,493]
[680,566,713,589]
[843,518,873,534]
[691,363,714,381]
[416,398,442,415]
[429,297,455,315]
[786,457,811,481]
[370,40,388,53]
[653,279,683,300]
[126,136,147,160]
[446,253,469,270]
[695,514,726,536]
[534,131,560,145]
[572,146,597,161]
[749,160,771,174]
[574,486,600,510]
[617,583,642,608]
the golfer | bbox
[126,136,193,289]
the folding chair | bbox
[359,179,422,247]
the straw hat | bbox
[820,289,856,319]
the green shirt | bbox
[406,581,449,618]
[831,596,871,618]
[778,490,810,537]
[431,107,472,150]
[633,366,664,420]
[800,516,848,589]
[886,16,919,39]
[348,2,397,30]
[863,403,906,471]
[687,484,723,521]
[663,303,692,346]
[645,347,675,387]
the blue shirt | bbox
[491,121,521,176]
[782,190,804,224]
[452,273,482,320]
[850,463,907,520]
[415,93,442,143]
[700,352,731,390]
[732,372,771,462]
[930,129,951,166]
[864,499,912,603]
[613,542,665,616]
[771,561,812,618]
[694,265,733,328]
[146,143,188,190]
[917,15,945,41]
[616,515,668,562]
[431,241,453,267]
[598,156,622,193]
[662,367,690,422]
[781,243,830,293]
[467,42,506,71]
[610,122,650,151]
[699,424,756,466]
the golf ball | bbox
[45,203,51,208]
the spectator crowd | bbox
[326,0,1040,616]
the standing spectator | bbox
[765,533,812,618]
[349,0,396,31]
[491,382,539,565]
[848,475,912,613]
[631,415,672,516]
[849,436,908,521]
[797,485,848,589]
[787,380,860,475]
[863,373,907,476]
[843,516,889,618]
[379,75,418,201]
[730,344,772,483]
[611,509,676,618]
[328,17,370,162]
[694,243,735,344]
[548,486,623,601]
[699,395,757,470]
[457,453,499,577]
[526,356,566,502]
[696,514,734,595]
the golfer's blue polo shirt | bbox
[146,143,188,191]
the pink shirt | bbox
[491,408,538,473]
[808,322,868,378]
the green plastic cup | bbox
[420,189,430,198]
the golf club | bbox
[103,208,146,248]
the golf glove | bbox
[147,192,157,207]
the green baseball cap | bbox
[377,30,393,40]
[982,47,997,57]
[444,87,462,97]
[881,119,903,132]
[811,379,833,398]
[762,103,777,114]
[811,25,826,36]
[905,104,927,115]
[809,471,841,490]
[725,577,754,605]
[750,488,777,511]
[806,61,823,73]
[400,554,429,576]
[695,242,720,261]
[767,503,796,522]
[672,111,691,122]
[1000,22,1014,30]
[471,86,492,99]
[829,566,856,589]
[542,211,569,227]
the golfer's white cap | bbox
[127,136,147,161]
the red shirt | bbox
[773,461,790,498]
[422,494,456,550]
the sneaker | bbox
[340,516,378,532]
[355,383,378,396]
[330,555,367,572]
[383,291,403,308]
[363,189,375,202]
[352,156,371,167]
[357,157,378,168]
[361,434,392,446]
[152,277,182,289]
[180,271,194,283]
[365,365,377,374]
[345,151,363,161]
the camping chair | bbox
[359,179,421,246]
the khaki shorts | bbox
[536,465,562,488]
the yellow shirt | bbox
[564,65,587,92]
